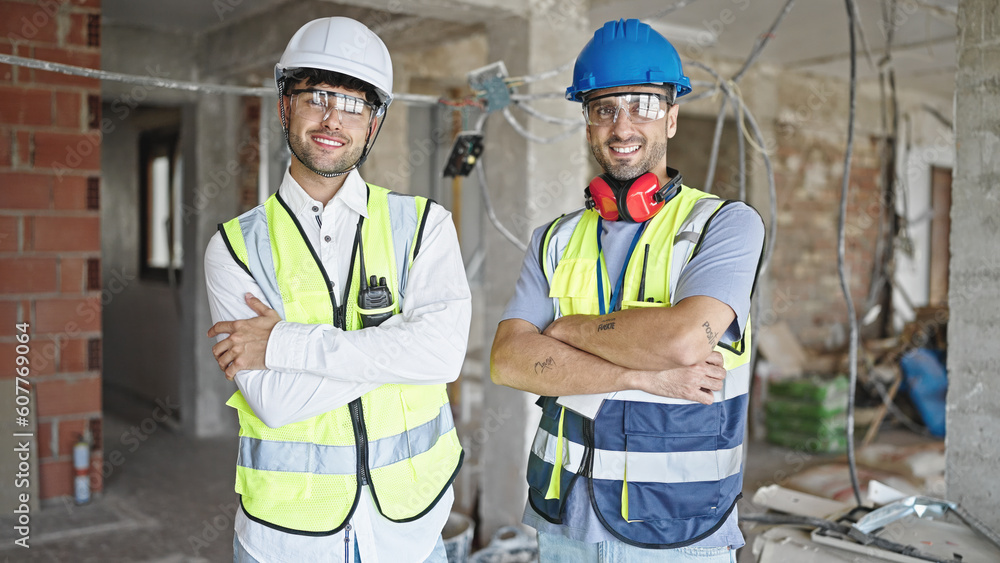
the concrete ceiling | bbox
[595,0,958,100]
[101,0,291,33]
[101,0,958,100]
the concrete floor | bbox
[0,409,939,563]
[0,412,237,563]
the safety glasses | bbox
[583,92,671,126]
[288,89,375,129]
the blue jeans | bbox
[234,533,447,562]
[537,531,736,563]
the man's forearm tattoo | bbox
[535,357,556,374]
[598,317,616,332]
[703,321,719,348]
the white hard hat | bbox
[275,17,393,108]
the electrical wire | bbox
[729,81,771,156]
[740,513,850,534]
[3,48,536,255]
[679,85,719,104]
[689,62,777,274]
[740,513,963,563]
[508,60,574,85]
[1,53,485,110]
[851,0,878,71]
[509,92,566,101]
[0,53,274,97]
[394,93,457,106]
[513,101,583,126]
[732,0,797,83]
[687,63,778,414]
[701,79,768,194]
[703,0,795,195]
[474,155,528,253]
[921,103,954,129]
[646,0,705,20]
[839,0,864,508]
[703,96,729,194]
[739,103,777,275]
[732,93,747,201]
[501,106,582,144]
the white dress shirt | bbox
[204,168,472,563]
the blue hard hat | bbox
[566,19,692,102]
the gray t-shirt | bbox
[501,201,765,548]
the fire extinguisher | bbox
[73,428,91,505]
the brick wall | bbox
[766,75,886,350]
[0,0,103,500]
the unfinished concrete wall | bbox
[479,2,591,540]
[946,0,1000,530]
[185,92,245,438]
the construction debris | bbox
[744,484,1000,562]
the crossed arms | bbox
[204,207,471,428]
[490,296,732,405]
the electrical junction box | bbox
[467,61,512,114]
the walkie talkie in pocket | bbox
[356,231,395,328]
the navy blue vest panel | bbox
[527,394,748,548]
[596,396,748,453]
[589,476,740,549]
[588,396,746,547]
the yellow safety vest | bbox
[218,184,462,534]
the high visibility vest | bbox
[217,184,463,535]
[526,186,757,548]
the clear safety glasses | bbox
[289,89,375,129]
[583,92,671,126]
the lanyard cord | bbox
[596,218,648,316]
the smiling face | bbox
[584,85,679,184]
[282,80,377,180]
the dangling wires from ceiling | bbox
[838,0,864,508]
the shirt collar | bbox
[276,168,369,218]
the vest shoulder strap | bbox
[540,208,587,284]
[218,204,268,278]
[377,185,433,298]
[667,197,727,301]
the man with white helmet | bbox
[204,17,470,562]
[491,19,764,561]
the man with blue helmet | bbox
[491,18,765,561]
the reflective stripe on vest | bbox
[238,403,455,475]
[528,186,755,548]
[531,426,744,483]
[218,184,462,535]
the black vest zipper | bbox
[581,418,595,478]
[350,399,371,486]
[345,214,370,486]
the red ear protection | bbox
[585,168,683,222]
